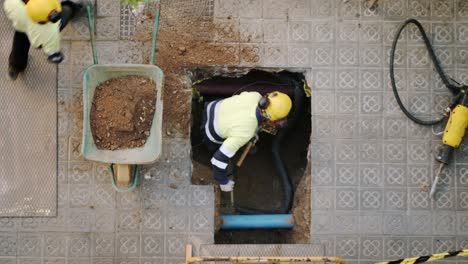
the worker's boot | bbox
[7,65,19,81]
[66,0,86,13]
[62,0,84,7]
[59,0,85,31]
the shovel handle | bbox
[236,142,253,167]
[230,191,234,206]
[430,176,439,198]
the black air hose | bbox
[390,19,462,126]
[235,77,304,214]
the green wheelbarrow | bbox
[81,1,163,192]
[82,64,164,192]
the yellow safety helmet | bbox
[259,91,292,121]
[26,0,62,23]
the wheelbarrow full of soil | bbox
[82,64,164,191]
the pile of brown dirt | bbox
[285,163,311,243]
[134,2,255,137]
[90,75,157,150]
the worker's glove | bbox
[48,52,64,64]
[219,180,235,192]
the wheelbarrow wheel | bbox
[113,164,132,187]
[109,164,140,192]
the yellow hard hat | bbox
[262,91,292,121]
[26,0,62,23]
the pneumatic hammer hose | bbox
[390,19,462,126]
[235,78,304,214]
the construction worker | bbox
[3,0,82,80]
[201,91,292,192]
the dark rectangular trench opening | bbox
[190,68,311,244]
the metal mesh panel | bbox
[162,0,214,18]
[119,0,214,40]
[120,5,137,40]
[0,0,57,216]
[200,244,325,257]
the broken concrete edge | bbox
[182,65,313,243]
[182,65,312,83]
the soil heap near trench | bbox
[134,2,250,137]
[90,75,157,150]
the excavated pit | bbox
[189,69,311,244]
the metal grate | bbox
[162,0,214,18]
[0,0,57,216]
[120,4,137,40]
[119,0,214,40]
[200,244,325,257]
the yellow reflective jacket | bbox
[205,91,262,184]
[4,0,61,54]
[216,91,262,154]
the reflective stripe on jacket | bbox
[204,92,261,184]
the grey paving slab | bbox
[62,15,92,41]
[0,0,217,260]
[0,0,57,217]
[4,0,468,263]
[306,0,468,263]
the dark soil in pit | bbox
[91,75,157,150]
[191,87,311,244]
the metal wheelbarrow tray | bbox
[82,64,164,164]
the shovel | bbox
[226,139,256,210]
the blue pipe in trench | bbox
[220,214,294,229]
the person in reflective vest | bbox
[201,91,292,192]
[4,0,82,80]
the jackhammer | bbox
[390,19,468,199]
[431,94,468,197]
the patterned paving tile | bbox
[96,17,120,41]
[142,209,165,232]
[97,0,120,17]
[141,234,164,257]
[360,236,383,260]
[45,233,67,257]
[335,236,359,259]
[3,1,468,264]
[91,233,114,257]
[116,233,140,258]
[165,234,188,258]
[17,233,42,257]
[68,233,91,257]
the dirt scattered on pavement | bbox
[90,75,157,150]
[131,1,313,243]
[134,2,246,137]
[214,185,223,232]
